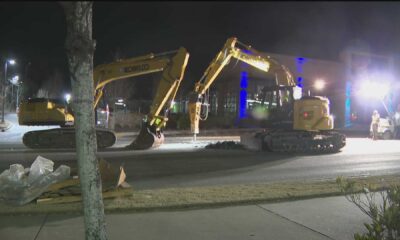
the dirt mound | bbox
[205,141,246,150]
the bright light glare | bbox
[10,75,19,85]
[253,61,270,72]
[118,99,124,103]
[8,59,16,65]
[314,79,325,90]
[245,58,270,72]
[344,138,400,155]
[359,81,389,99]
[65,93,71,102]
[293,86,302,100]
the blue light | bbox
[240,71,248,88]
[387,92,393,113]
[296,57,307,73]
[239,89,247,119]
[297,77,303,88]
[345,81,352,127]
[239,71,248,119]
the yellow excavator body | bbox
[19,47,189,149]
[189,37,345,153]
[293,96,333,131]
[18,98,74,126]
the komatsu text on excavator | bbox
[19,47,189,149]
[188,37,346,154]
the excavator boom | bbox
[189,37,295,135]
[20,47,190,150]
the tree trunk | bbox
[61,2,107,239]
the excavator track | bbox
[257,130,346,154]
[22,128,117,149]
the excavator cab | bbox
[255,85,295,128]
[257,86,333,131]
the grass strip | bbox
[1,174,399,216]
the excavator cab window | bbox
[257,85,294,123]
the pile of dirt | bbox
[205,141,246,150]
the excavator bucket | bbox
[126,124,164,150]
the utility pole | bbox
[1,61,7,124]
[1,59,15,123]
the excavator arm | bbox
[94,47,189,149]
[20,47,189,150]
[93,47,189,131]
[189,37,295,136]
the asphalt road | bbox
[1,113,400,190]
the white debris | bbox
[0,155,70,205]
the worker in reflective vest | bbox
[371,110,380,140]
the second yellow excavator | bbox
[188,37,346,153]
[19,47,189,149]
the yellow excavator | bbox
[188,37,346,153]
[19,47,189,149]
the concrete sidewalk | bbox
[0,195,370,240]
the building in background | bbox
[166,49,400,130]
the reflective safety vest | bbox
[371,114,380,125]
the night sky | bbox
[0,1,400,97]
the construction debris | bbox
[99,159,127,191]
[0,156,71,205]
[36,158,130,204]
[0,156,131,206]
[36,182,132,205]
[36,159,133,204]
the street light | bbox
[314,79,326,91]
[9,75,19,112]
[16,81,22,112]
[10,75,19,85]
[1,59,16,124]
[65,93,71,103]
[358,80,391,115]
[358,81,389,100]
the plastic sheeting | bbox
[0,155,70,205]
